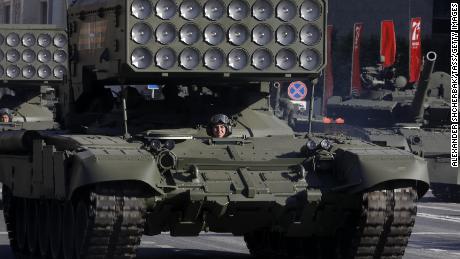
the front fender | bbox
[334,146,430,196]
[68,147,165,198]
[42,134,169,198]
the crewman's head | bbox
[208,114,232,138]
[0,108,12,123]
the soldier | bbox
[0,108,12,123]
[208,114,232,138]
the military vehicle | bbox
[1,1,429,259]
[327,51,457,201]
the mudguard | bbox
[53,135,165,198]
[0,134,164,199]
[334,146,430,196]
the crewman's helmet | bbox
[207,114,232,137]
[0,108,13,122]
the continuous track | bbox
[2,185,146,259]
[244,187,418,259]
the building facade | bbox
[0,0,67,26]
[326,0,450,95]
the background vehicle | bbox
[327,51,456,201]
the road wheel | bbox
[26,199,39,254]
[15,198,27,251]
[2,186,19,252]
[38,201,50,257]
[49,201,63,259]
[63,202,76,259]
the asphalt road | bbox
[0,191,459,259]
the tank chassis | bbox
[327,51,456,201]
[1,1,428,259]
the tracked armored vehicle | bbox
[327,52,456,201]
[1,1,429,258]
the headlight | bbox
[306,140,317,151]
[22,65,36,79]
[38,50,52,63]
[53,65,67,79]
[22,33,36,47]
[228,48,248,70]
[6,49,20,63]
[156,0,177,20]
[320,139,332,150]
[204,24,224,45]
[229,0,249,20]
[38,34,51,47]
[54,50,67,63]
[131,23,153,44]
[204,48,224,70]
[131,0,153,20]
[164,140,175,150]
[179,47,200,70]
[156,23,176,45]
[300,49,320,70]
[252,48,272,70]
[228,24,249,46]
[180,23,200,45]
[300,24,321,45]
[252,24,273,46]
[38,65,52,79]
[276,48,296,70]
[6,33,19,47]
[131,47,153,69]
[53,34,67,48]
[155,47,176,69]
[180,0,200,20]
[276,0,297,21]
[276,24,296,46]
[149,139,162,152]
[204,0,225,21]
[6,65,20,78]
[22,49,36,63]
[252,0,273,21]
[300,0,321,21]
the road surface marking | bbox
[418,205,460,213]
[427,248,460,256]
[417,213,460,223]
[412,232,460,235]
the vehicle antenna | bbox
[308,78,319,134]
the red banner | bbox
[323,25,334,114]
[351,23,363,96]
[409,17,422,83]
[380,20,397,68]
